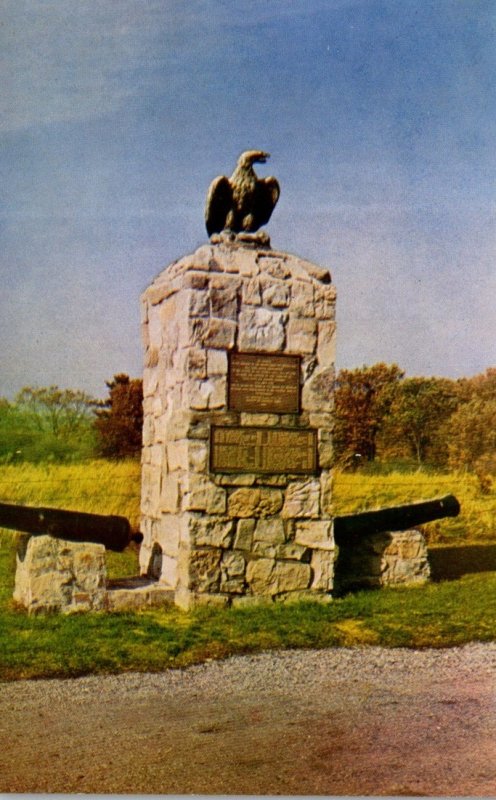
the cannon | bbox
[0,501,143,552]
[333,494,460,545]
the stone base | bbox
[334,528,431,595]
[106,576,174,611]
[14,535,107,614]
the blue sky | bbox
[1,0,495,398]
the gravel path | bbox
[1,643,495,795]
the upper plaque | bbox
[228,352,300,413]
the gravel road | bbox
[1,643,495,795]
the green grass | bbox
[0,460,495,680]
[0,575,495,680]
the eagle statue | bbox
[205,150,280,236]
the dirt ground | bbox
[1,645,495,796]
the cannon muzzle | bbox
[0,501,143,552]
[334,494,460,544]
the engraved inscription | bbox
[229,353,300,413]
[211,426,317,474]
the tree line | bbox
[0,374,142,463]
[1,364,494,475]
[334,363,496,477]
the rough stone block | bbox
[143,366,159,398]
[187,377,226,410]
[281,479,320,518]
[160,553,178,588]
[187,440,209,471]
[222,551,246,577]
[241,277,262,305]
[158,514,181,558]
[317,321,336,365]
[290,280,314,317]
[310,549,334,592]
[207,348,228,376]
[148,308,163,348]
[188,516,235,548]
[233,519,256,550]
[160,475,181,513]
[239,412,279,426]
[167,440,188,472]
[210,281,240,320]
[187,348,208,378]
[186,288,210,317]
[295,520,334,550]
[254,518,285,544]
[14,536,107,614]
[275,543,311,561]
[263,282,290,308]
[320,471,333,515]
[317,428,334,470]
[246,558,311,596]
[261,257,291,280]
[314,284,337,320]
[182,474,227,514]
[238,308,286,351]
[287,316,317,354]
[141,464,161,513]
[228,488,284,518]
[301,366,335,412]
[202,318,237,349]
[188,549,221,593]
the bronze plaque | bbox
[210,426,318,474]
[228,352,300,413]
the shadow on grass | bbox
[428,544,496,581]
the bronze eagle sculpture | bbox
[205,150,280,236]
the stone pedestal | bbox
[140,234,337,608]
[333,529,431,595]
[13,534,107,614]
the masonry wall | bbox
[139,236,337,609]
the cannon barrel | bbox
[333,494,460,544]
[0,501,143,552]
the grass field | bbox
[0,460,495,680]
[334,470,496,544]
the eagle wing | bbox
[253,176,280,229]
[205,176,233,236]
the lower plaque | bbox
[210,426,318,474]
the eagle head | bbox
[237,150,270,167]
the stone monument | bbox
[139,151,337,608]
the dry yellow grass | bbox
[0,459,141,528]
[333,470,496,543]
[0,460,493,546]
[0,459,142,579]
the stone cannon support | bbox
[333,529,431,595]
[13,534,107,614]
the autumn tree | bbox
[94,374,143,458]
[384,377,459,466]
[457,368,496,403]
[333,363,404,467]
[447,398,496,472]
